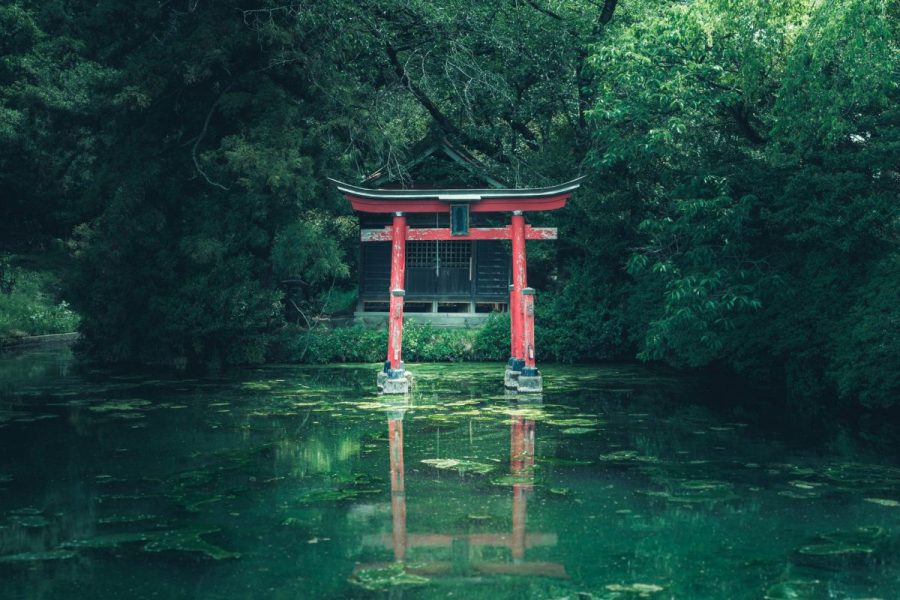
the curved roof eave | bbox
[327,176,586,201]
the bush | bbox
[269,313,510,364]
[0,258,79,339]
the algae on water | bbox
[0,550,77,563]
[350,564,430,590]
[420,458,495,475]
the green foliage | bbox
[275,326,387,365]
[470,313,511,362]
[270,314,509,364]
[580,0,900,406]
[0,256,79,339]
[272,217,351,286]
[832,255,900,409]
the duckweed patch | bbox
[88,399,152,412]
[605,582,665,595]
[8,515,50,528]
[350,564,430,590]
[764,580,826,600]
[0,550,77,563]
[420,458,495,475]
[490,474,535,486]
[561,427,596,435]
[643,480,737,504]
[297,488,378,505]
[863,497,900,507]
[795,527,884,560]
[143,527,241,560]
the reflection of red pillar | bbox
[510,211,527,361]
[389,417,407,562]
[387,214,407,371]
[510,416,535,561]
[522,289,536,369]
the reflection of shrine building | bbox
[355,404,566,580]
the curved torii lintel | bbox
[328,176,585,213]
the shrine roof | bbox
[330,177,584,201]
[329,176,585,213]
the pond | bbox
[1,347,899,599]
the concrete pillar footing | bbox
[504,368,543,393]
[377,370,412,395]
[516,373,543,394]
[504,368,521,390]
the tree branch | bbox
[503,116,540,150]
[726,104,767,145]
[191,84,233,191]
[598,0,618,26]
[519,0,564,21]
[382,40,512,164]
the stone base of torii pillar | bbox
[504,363,543,394]
[377,363,412,395]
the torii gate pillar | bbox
[376,213,412,395]
[504,211,542,392]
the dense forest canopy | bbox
[1,0,897,410]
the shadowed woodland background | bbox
[0,0,897,413]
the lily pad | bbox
[537,457,593,467]
[778,490,820,500]
[491,474,534,486]
[8,515,50,528]
[297,488,376,504]
[0,550,77,563]
[863,497,900,507]
[9,507,42,515]
[62,531,156,550]
[420,458,495,475]
[797,542,874,556]
[821,525,882,544]
[88,399,152,413]
[822,462,900,488]
[143,527,240,560]
[545,418,600,427]
[605,582,665,595]
[643,480,737,504]
[788,480,824,490]
[796,526,883,559]
[561,427,596,435]
[98,514,157,525]
[764,579,826,600]
[351,564,429,590]
[241,382,272,391]
[597,451,658,464]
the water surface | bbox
[1,348,899,599]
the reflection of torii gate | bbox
[331,177,585,394]
[355,406,567,579]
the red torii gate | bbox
[331,177,584,394]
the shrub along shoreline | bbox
[268,314,511,364]
[0,254,80,345]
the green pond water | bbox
[1,348,899,599]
